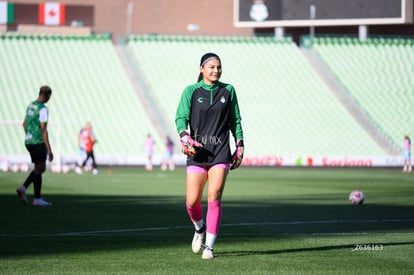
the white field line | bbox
[1,219,413,238]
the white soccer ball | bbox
[349,190,365,205]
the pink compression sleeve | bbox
[206,201,222,235]
[186,202,203,222]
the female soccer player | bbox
[403,135,411,172]
[175,53,244,259]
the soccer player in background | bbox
[145,133,155,170]
[403,135,411,172]
[77,122,98,175]
[175,53,244,259]
[75,126,87,173]
[16,85,54,206]
[161,136,175,171]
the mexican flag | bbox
[0,1,14,24]
[38,2,65,25]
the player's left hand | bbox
[230,139,244,170]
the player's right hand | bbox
[48,151,54,162]
[180,131,202,157]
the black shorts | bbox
[26,143,47,164]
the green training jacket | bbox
[175,80,243,166]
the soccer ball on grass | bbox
[349,190,365,205]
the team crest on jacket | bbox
[198,97,204,103]
[220,96,226,103]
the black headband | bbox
[200,53,221,66]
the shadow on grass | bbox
[216,241,414,258]
[1,193,414,257]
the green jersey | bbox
[24,100,49,145]
[175,80,243,165]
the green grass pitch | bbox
[1,167,413,274]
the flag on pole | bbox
[0,1,15,24]
[38,2,65,25]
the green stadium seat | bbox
[2,33,407,164]
[0,34,162,162]
[313,36,414,150]
[127,35,386,157]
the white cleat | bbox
[92,168,98,175]
[202,246,214,260]
[16,186,28,205]
[32,198,52,207]
[192,232,204,253]
[75,166,83,175]
[192,223,205,253]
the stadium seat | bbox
[0,34,162,163]
[127,35,386,157]
[313,36,414,149]
[2,33,407,165]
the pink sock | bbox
[186,202,203,222]
[206,201,222,235]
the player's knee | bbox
[34,163,46,174]
[208,192,223,202]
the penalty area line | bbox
[1,219,413,238]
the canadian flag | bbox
[38,2,65,25]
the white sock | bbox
[205,232,217,249]
[193,219,204,231]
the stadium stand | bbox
[312,36,414,151]
[0,33,162,165]
[2,33,409,166]
[127,35,387,157]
